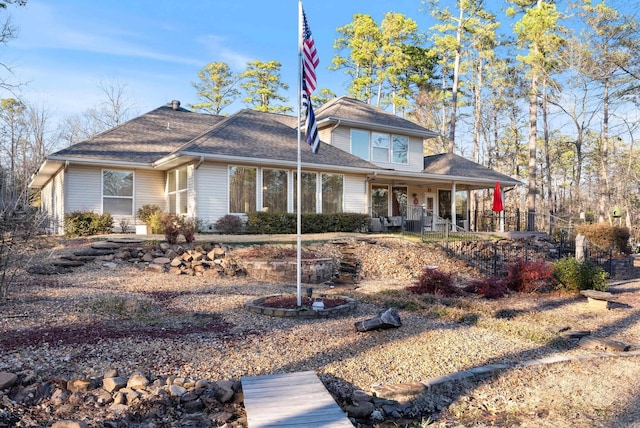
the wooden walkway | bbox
[241,371,353,428]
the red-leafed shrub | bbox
[503,259,554,293]
[463,277,509,299]
[406,268,461,296]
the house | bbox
[29,97,520,234]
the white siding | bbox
[194,163,228,227]
[66,166,101,212]
[64,166,164,231]
[331,127,350,153]
[40,170,65,234]
[134,169,165,223]
[343,174,368,214]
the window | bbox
[294,171,317,213]
[392,136,409,164]
[372,132,390,162]
[351,129,370,160]
[371,185,388,217]
[262,169,288,213]
[167,167,188,215]
[102,170,133,215]
[229,166,256,213]
[321,173,343,213]
[350,130,408,164]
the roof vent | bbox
[171,100,181,110]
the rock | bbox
[103,376,127,393]
[67,378,90,393]
[169,384,187,397]
[153,257,171,265]
[102,262,118,269]
[346,401,375,419]
[51,420,89,428]
[0,372,18,389]
[127,373,149,389]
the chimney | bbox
[171,100,181,110]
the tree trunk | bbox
[527,75,538,232]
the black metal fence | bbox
[417,230,615,278]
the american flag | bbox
[302,6,318,95]
[305,99,320,153]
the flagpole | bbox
[296,0,303,307]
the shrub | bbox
[177,216,196,243]
[406,268,460,297]
[245,212,369,234]
[158,213,180,244]
[214,215,245,234]
[463,277,508,299]
[553,256,608,292]
[576,223,631,255]
[137,204,163,233]
[502,258,554,293]
[64,211,113,237]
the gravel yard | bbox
[2,234,640,427]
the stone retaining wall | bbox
[241,258,334,284]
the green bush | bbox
[137,204,163,234]
[553,256,608,292]
[245,212,369,234]
[64,211,113,237]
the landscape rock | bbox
[0,372,18,390]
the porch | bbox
[369,208,575,237]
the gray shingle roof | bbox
[315,96,439,137]
[423,153,520,185]
[53,104,224,163]
[182,109,379,169]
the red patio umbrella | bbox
[492,181,504,212]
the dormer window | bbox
[350,129,408,164]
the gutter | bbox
[317,116,440,139]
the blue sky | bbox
[3,0,437,122]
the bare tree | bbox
[57,78,138,146]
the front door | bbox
[424,193,435,230]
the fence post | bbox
[575,234,586,262]
[445,220,450,251]
[492,242,498,276]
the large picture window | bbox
[322,173,343,214]
[229,166,256,214]
[167,167,188,214]
[102,170,133,215]
[262,169,288,213]
[294,171,317,213]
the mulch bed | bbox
[259,295,349,309]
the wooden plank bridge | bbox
[241,371,353,427]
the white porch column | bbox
[466,189,470,231]
[450,182,456,231]
[500,187,505,232]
